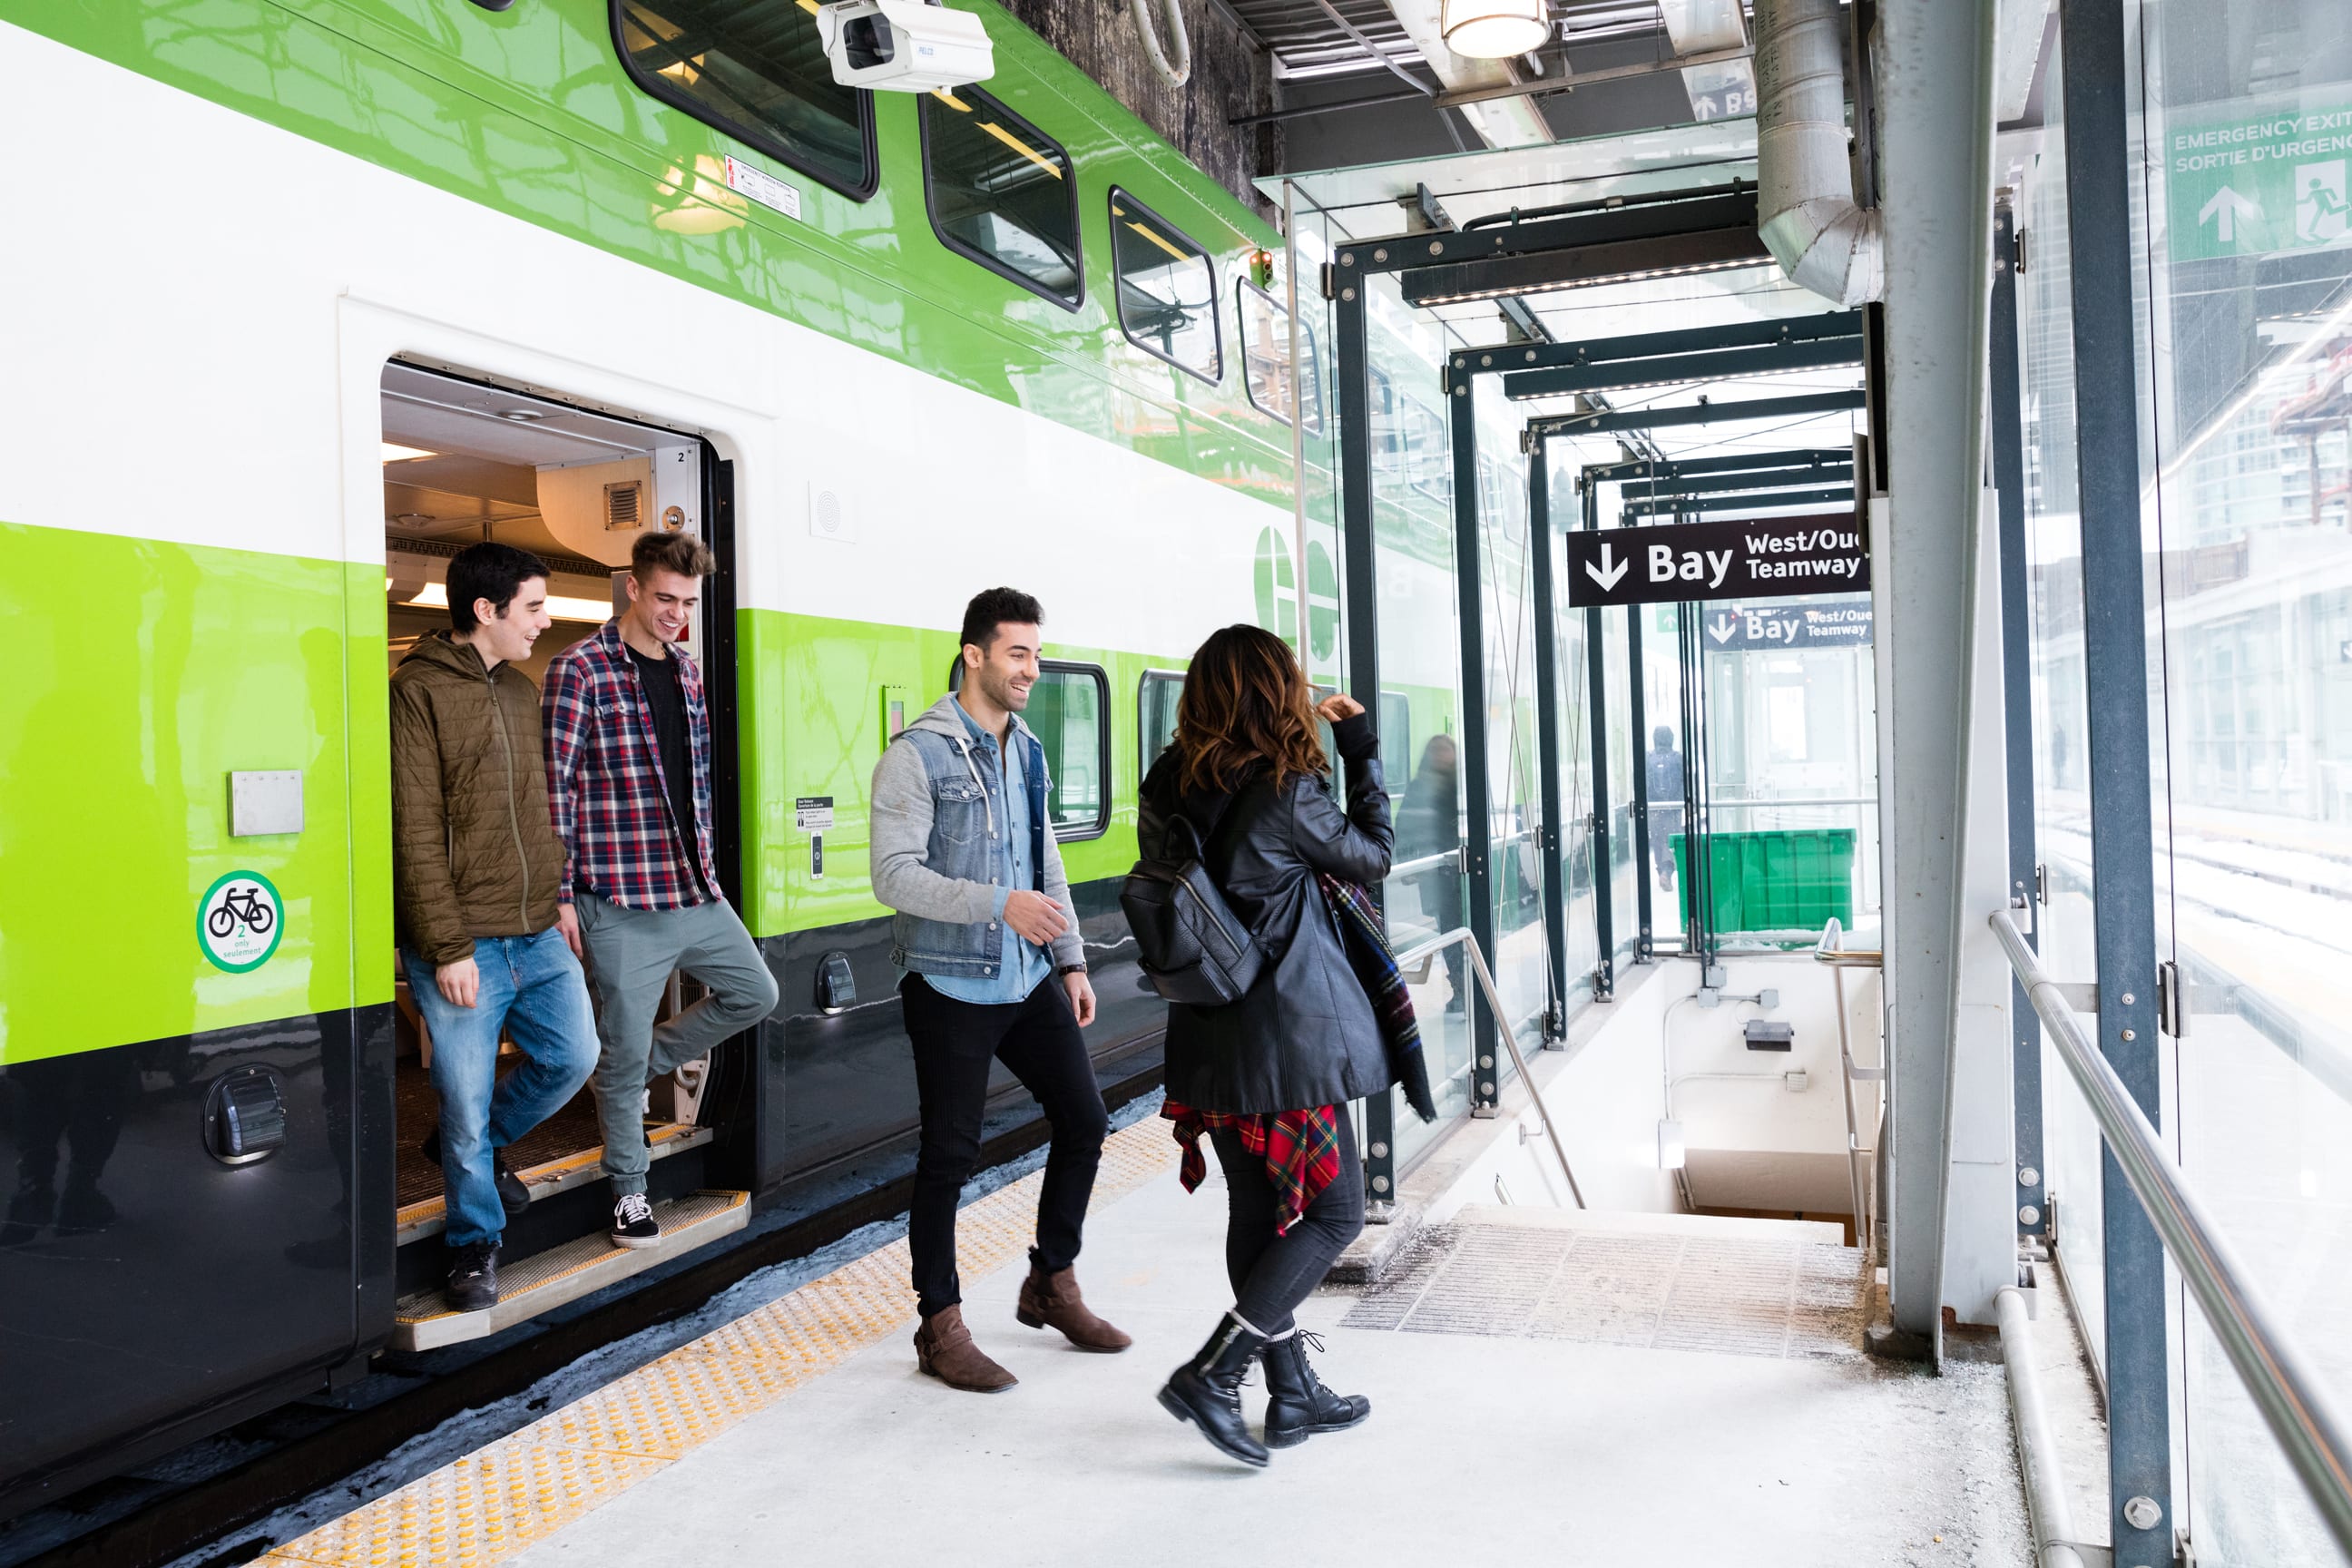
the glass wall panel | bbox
[1602,603,1638,974]
[2130,1,2352,1557]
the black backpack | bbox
[1120,799,1263,1006]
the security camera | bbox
[817,1,995,93]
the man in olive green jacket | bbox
[390,542,598,1311]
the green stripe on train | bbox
[0,523,388,1067]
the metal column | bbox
[1582,476,1614,996]
[2058,1,2174,1559]
[1527,441,1571,1030]
[1334,278,1399,1217]
[1989,198,2045,1242]
[1448,369,1500,1112]
[1627,597,1654,961]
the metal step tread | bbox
[1452,1201,1850,1246]
[389,1189,749,1352]
[394,1122,710,1246]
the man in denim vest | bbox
[869,587,1126,1392]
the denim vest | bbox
[887,714,1051,978]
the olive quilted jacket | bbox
[389,632,568,966]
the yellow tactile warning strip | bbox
[260,1114,1177,1568]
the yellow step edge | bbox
[394,1123,709,1246]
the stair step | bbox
[395,1123,710,1247]
[390,1189,749,1352]
[1452,1202,1849,1247]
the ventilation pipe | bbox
[1753,0,1882,306]
[1132,0,1191,87]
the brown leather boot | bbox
[913,1304,1017,1393]
[1016,1261,1132,1352]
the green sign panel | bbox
[2164,91,2352,263]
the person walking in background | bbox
[1138,624,1431,1468]
[869,588,1122,1394]
[543,532,779,1253]
[1397,733,1465,1011]
[390,542,599,1311]
[1647,725,1685,893]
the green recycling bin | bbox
[1670,828,1857,934]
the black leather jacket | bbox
[1136,712,1396,1113]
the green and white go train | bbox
[0,0,1476,1520]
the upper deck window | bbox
[1110,191,1220,383]
[612,0,875,201]
[921,88,1083,310]
[1238,281,1323,433]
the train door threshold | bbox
[390,1190,750,1352]
[393,1124,711,1248]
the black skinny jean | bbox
[1210,1112,1366,1337]
[901,974,1108,1318]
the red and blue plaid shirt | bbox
[1163,1102,1344,1236]
[542,621,719,912]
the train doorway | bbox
[376,362,748,1348]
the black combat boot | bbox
[1158,1312,1269,1467]
[1261,1329,1370,1447]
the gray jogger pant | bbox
[574,892,779,1194]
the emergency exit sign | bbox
[2166,90,2352,263]
[1565,512,1869,609]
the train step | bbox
[389,1189,750,1352]
[394,1123,710,1247]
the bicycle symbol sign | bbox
[198,871,284,973]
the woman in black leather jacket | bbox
[1137,623,1395,1467]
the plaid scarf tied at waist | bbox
[1161,1102,1341,1236]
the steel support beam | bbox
[2058,1,2173,1558]
[1875,0,2000,1361]
[1402,227,1770,309]
[1450,311,1865,378]
[1328,188,1759,280]
[1449,374,1500,1112]
[1584,447,1854,482]
[1334,279,1400,1218]
[1533,390,1867,437]
[1504,338,1865,399]
[1583,475,1614,996]
[1528,445,1572,1028]
[1621,485,1859,517]
[1607,464,1856,498]
[1989,198,2044,1244]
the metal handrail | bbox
[1816,918,1877,1250]
[1388,847,1463,880]
[1391,926,1585,1209]
[1990,908,2352,1555]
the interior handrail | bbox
[1817,918,1873,1250]
[1990,907,2352,1555]
[1388,846,1464,880]
[1814,916,1884,968]
[1390,926,1585,1210]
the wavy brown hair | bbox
[1169,624,1327,794]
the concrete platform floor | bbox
[482,1132,2031,1568]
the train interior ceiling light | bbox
[1440,0,1553,59]
[818,0,994,93]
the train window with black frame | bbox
[1237,281,1323,433]
[921,87,1082,309]
[1110,190,1220,382]
[611,0,876,201]
[1139,670,1184,778]
[1029,663,1110,838]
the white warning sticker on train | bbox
[199,870,284,974]
[725,156,802,221]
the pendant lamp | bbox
[1439,0,1551,60]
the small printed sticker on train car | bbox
[198,871,285,974]
[724,157,802,221]
[796,797,835,831]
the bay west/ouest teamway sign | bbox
[1564,512,1870,609]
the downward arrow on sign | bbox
[1584,542,1628,591]
[1708,612,1740,644]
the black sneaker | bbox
[446,1241,499,1311]
[423,1126,530,1216]
[610,1192,661,1250]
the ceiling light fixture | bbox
[381,442,437,463]
[499,408,549,422]
[1440,0,1552,60]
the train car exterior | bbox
[0,0,1344,1519]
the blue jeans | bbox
[401,929,599,1248]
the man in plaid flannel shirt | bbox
[543,532,779,1250]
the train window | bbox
[1029,663,1111,838]
[1110,190,1220,383]
[1139,670,1184,778]
[921,88,1083,310]
[1237,282,1323,433]
[611,0,877,201]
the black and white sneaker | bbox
[610,1192,661,1250]
[446,1241,499,1312]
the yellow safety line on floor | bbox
[259,1115,1177,1568]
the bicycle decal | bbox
[198,871,284,973]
